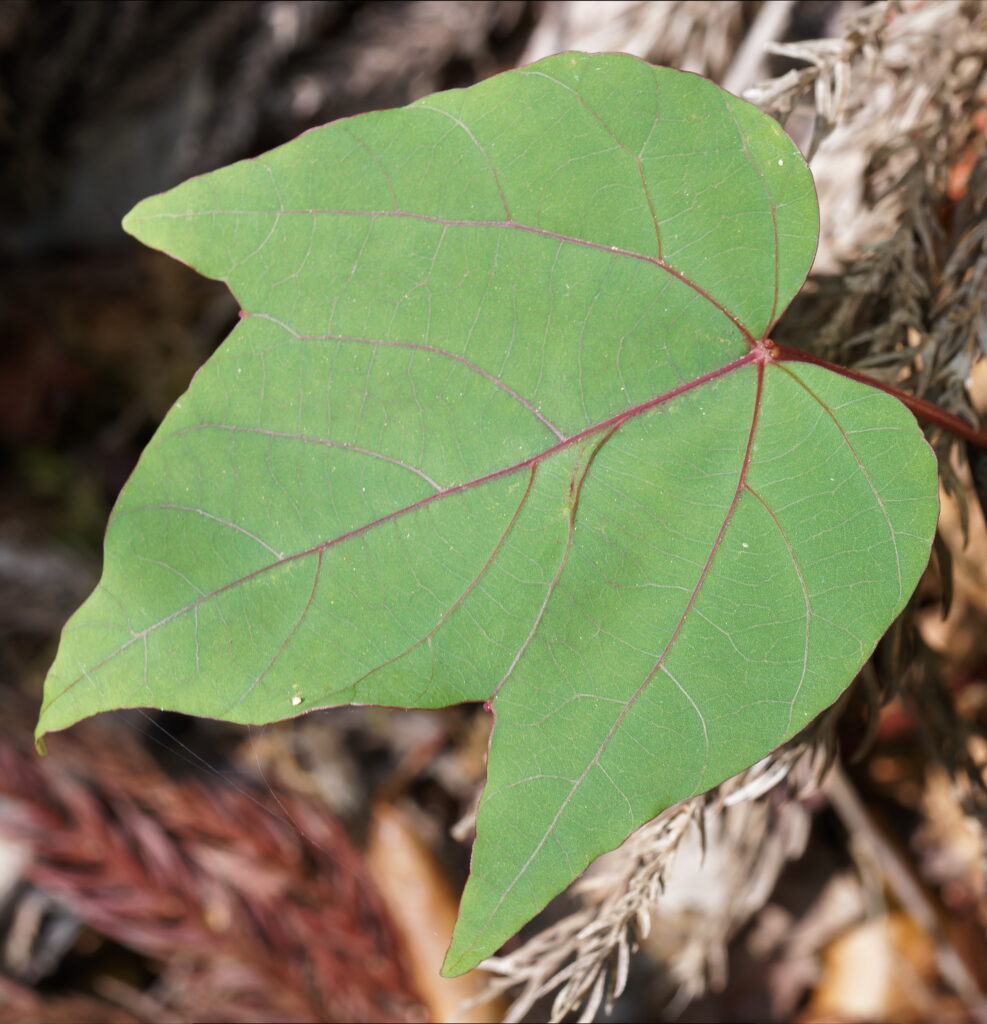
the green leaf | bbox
[37,53,938,975]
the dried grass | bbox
[0,715,425,1023]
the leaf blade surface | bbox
[37,53,938,974]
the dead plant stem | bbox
[825,762,987,1023]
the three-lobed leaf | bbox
[37,53,938,974]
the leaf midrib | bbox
[128,208,760,344]
[451,360,768,971]
[45,349,761,714]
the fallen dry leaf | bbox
[367,801,504,1024]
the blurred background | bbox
[3,2,987,1021]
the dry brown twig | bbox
[826,762,987,1024]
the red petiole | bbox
[774,343,987,451]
